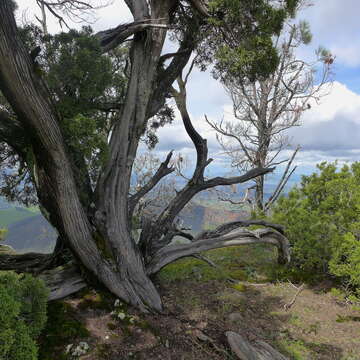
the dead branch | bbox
[147,227,290,275]
[265,145,300,211]
[284,283,305,311]
[128,151,175,217]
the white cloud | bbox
[15,0,131,33]
[301,81,360,124]
[151,80,360,176]
[12,0,360,178]
[299,1,360,68]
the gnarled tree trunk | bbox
[0,0,291,312]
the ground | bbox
[38,245,360,360]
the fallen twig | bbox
[284,283,305,311]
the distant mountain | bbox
[0,206,39,227]
[179,203,249,234]
[3,215,57,254]
[0,199,248,254]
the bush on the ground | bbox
[271,162,360,292]
[0,271,48,360]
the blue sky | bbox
[15,0,360,185]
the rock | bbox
[0,244,16,254]
[226,331,289,360]
[194,329,212,342]
[117,312,126,320]
[67,341,90,357]
[228,312,243,323]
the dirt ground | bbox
[39,247,360,360]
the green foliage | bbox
[158,244,277,283]
[0,228,7,241]
[215,36,279,82]
[39,301,90,360]
[202,0,300,81]
[0,271,48,360]
[277,338,311,360]
[271,162,360,291]
[299,20,312,44]
[12,25,128,193]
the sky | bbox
[14,0,360,185]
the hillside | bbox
[0,206,39,227]
[179,202,249,233]
[3,214,57,254]
[0,199,248,254]
[38,245,360,360]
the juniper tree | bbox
[0,0,296,311]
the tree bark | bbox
[0,0,292,312]
[0,0,162,312]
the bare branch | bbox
[97,19,169,53]
[188,0,210,17]
[147,26,196,119]
[284,283,305,311]
[147,227,290,275]
[203,167,274,188]
[211,18,333,211]
[36,0,112,29]
[142,74,275,256]
[265,146,300,211]
[195,219,285,239]
[128,151,175,217]
[217,185,254,206]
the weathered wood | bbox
[147,227,290,275]
[40,264,87,301]
[0,252,53,273]
[226,331,289,360]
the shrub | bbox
[0,271,48,360]
[271,162,360,291]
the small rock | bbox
[226,331,289,360]
[71,341,90,357]
[228,312,243,323]
[65,344,73,354]
[117,312,126,320]
[196,321,207,329]
[194,329,212,342]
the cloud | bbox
[299,1,360,68]
[282,81,360,171]
[289,116,360,152]
[154,107,222,155]
[15,0,131,33]
[151,80,360,177]
[13,1,360,180]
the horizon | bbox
[13,0,360,183]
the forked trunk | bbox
[0,0,291,313]
[0,0,162,312]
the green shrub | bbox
[0,228,7,241]
[271,162,360,291]
[0,271,48,360]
